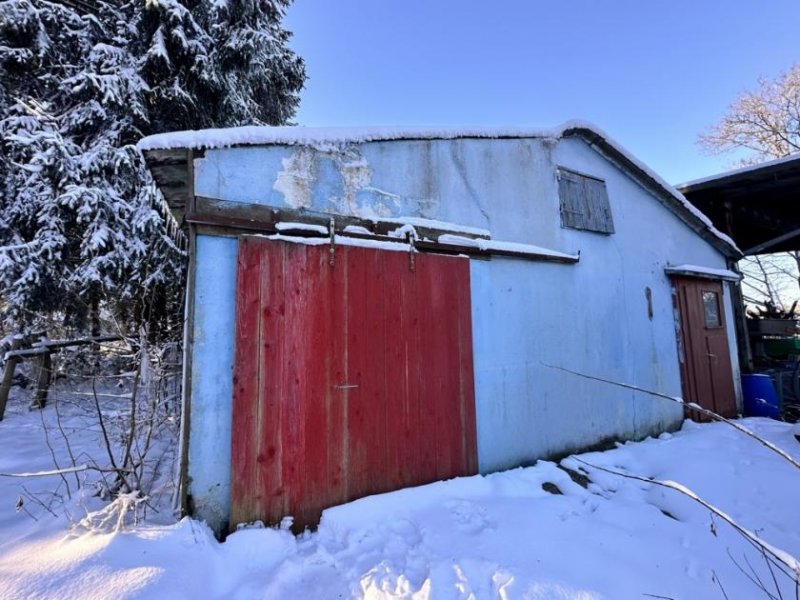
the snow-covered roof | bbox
[137,121,741,258]
[664,264,742,282]
[137,122,586,151]
[677,152,800,190]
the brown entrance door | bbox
[672,276,737,418]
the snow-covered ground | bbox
[1,385,799,599]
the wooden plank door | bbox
[231,237,478,531]
[672,277,737,418]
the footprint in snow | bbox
[387,518,422,546]
[445,500,494,534]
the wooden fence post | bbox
[30,350,52,410]
[0,338,23,421]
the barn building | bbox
[138,122,743,535]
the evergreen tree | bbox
[0,0,306,337]
[209,0,305,126]
[137,0,219,132]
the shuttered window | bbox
[557,167,615,234]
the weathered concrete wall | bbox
[187,135,741,531]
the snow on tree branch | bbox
[0,0,306,335]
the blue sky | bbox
[284,1,800,185]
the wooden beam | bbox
[143,149,193,225]
[190,196,491,240]
[743,226,800,255]
[179,152,198,519]
[179,224,198,519]
[188,197,579,264]
[3,335,128,360]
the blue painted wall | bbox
[187,134,740,531]
[187,235,237,529]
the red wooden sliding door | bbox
[231,237,477,530]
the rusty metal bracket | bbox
[329,217,336,267]
[406,231,417,272]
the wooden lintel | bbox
[190,196,494,241]
[189,197,579,264]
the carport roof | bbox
[677,154,800,255]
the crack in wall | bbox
[449,143,491,229]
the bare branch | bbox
[574,458,800,584]
[728,547,782,600]
[699,63,800,162]
[92,378,132,492]
[37,401,72,500]
[52,395,81,489]
[542,363,800,471]
[0,464,128,478]
[712,569,731,600]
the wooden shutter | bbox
[558,168,615,234]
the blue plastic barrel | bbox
[741,374,780,418]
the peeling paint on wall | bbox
[339,151,372,213]
[272,145,411,219]
[332,148,406,219]
[273,147,316,209]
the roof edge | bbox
[676,152,800,192]
[137,121,603,152]
[562,126,742,260]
